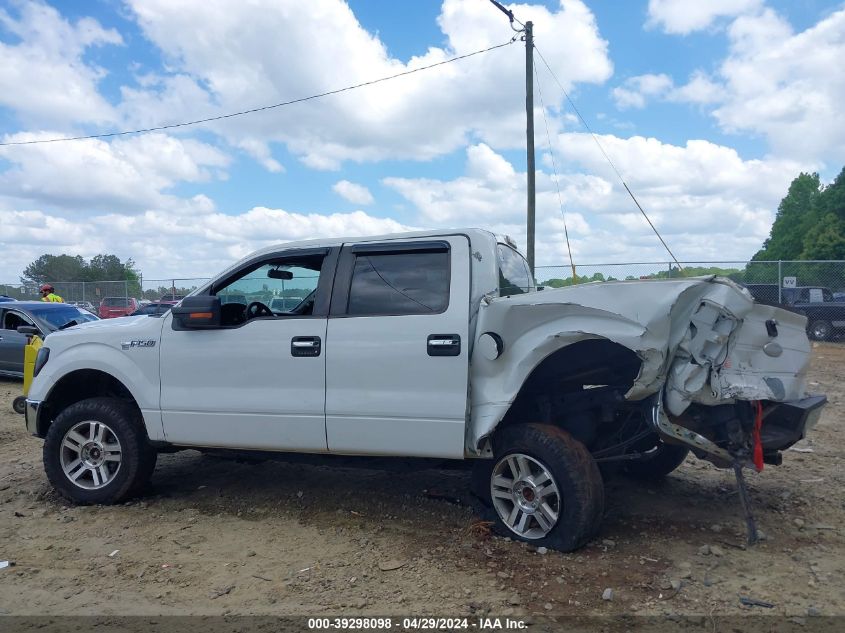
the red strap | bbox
[753,400,764,472]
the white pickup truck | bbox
[24,229,825,551]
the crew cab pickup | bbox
[782,286,845,341]
[24,229,826,551]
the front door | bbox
[325,236,471,458]
[159,248,337,451]
[0,309,37,374]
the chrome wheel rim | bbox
[60,420,122,490]
[491,453,561,539]
[812,323,829,339]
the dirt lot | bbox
[0,345,843,621]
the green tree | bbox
[21,253,141,291]
[22,255,87,284]
[753,172,822,261]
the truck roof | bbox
[243,228,499,260]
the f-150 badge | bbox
[121,340,156,350]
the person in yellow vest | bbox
[39,284,63,302]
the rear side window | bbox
[347,250,450,316]
[497,244,533,295]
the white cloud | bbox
[0,205,410,281]
[0,1,121,126]
[0,132,230,213]
[612,73,674,109]
[629,7,845,164]
[710,8,845,161]
[120,0,612,169]
[332,180,374,205]
[384,139,805,266]
[647,0,763,35]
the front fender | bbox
[28,341,163,441]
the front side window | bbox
[347,250,449,316]
[215,255,324,320]
[497,244,533,296]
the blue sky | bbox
[1,0,844,281]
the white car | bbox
[24,229,825,551]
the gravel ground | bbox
[0,344,843,619]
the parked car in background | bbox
[159,294,185,304]
[0,302,98,377]
[0,295,16,302]
[68,301,96,314]
[130,302,174,316]
[780,286,845,341]
[98,297,139,319]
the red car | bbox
[98,297,139,318]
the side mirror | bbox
[171,296,221,330]
[17,326,40,336]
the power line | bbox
[533,45,683,270]
[0,38,518,148]
[534,63,577,282]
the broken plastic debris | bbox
[0,561,13,569]
[740,596,775,608]
[108,550,119,558]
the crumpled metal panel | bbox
[467,276,810,452]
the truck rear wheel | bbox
[43,397,157,505]
[487,424,604,552]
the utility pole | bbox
[487,1,536,275]
[524,21,535,275]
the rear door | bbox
[325,235,471,458]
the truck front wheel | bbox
[487,424,604,552]
[43,397,157,505]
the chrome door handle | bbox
[291,336,321,357]
[427,334,461,357]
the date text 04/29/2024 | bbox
[306,617,527,630]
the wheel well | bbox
[39,370,139,437]
[496,339,645,450]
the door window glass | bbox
[497,244,533,295]
[215,257,323,315]
[347,251,449,315]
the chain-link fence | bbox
[4,261,845,307]
[139,278,210,301]
[534,260,845,299]
[0,280,138,304]
[0,278,210,305]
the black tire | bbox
[808,320,832,341]
[624,441,689,479]
[43,397,157,504]
[12,396,26,415]
[486,424,604,552]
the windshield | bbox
[29,306,99,330]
